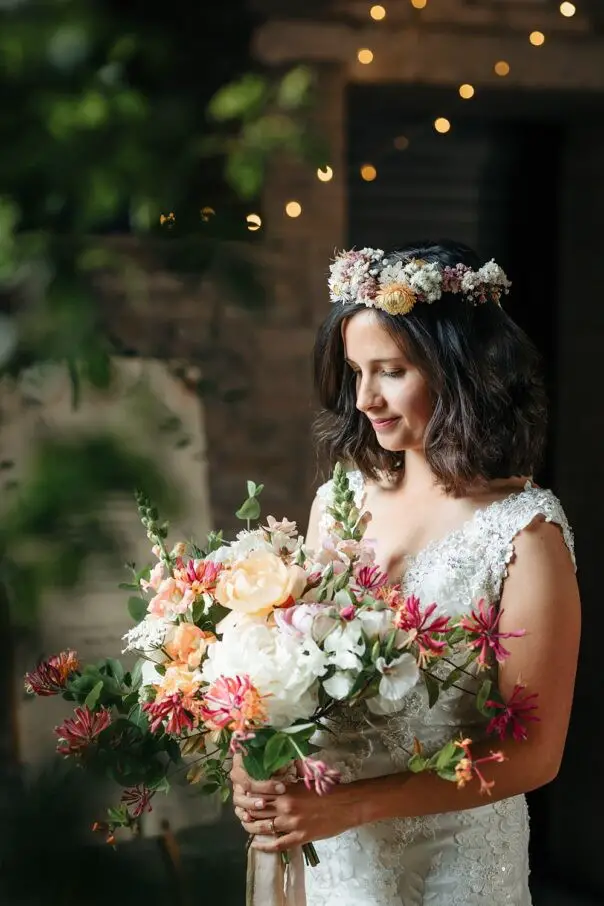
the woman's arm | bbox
[237,518,581,852]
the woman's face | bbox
[342,309,434,453]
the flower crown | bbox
[328,247,511,316]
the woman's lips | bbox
[370,417,400,431]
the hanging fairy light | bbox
[360,163,377,181]
[317,166,334,182]
[494,60,511,77]
[459,84,475,100]
[529,31,546,46]
[434,117,451,134]
[559,2,576,17]
[246,213,262,232]
[410,0,427,8]
[285,201,302,218]
[357,48,374,64]
[370,4,387,20]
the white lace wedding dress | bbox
[305,472,576,906]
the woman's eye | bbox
[382,370,403,378]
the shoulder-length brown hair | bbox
[313,240,547,496]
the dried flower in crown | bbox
[328,247,511,315]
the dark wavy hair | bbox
[313,240,547,496]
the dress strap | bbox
[477,485,576,598]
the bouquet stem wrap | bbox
[246,842,306,906]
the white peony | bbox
[200,615,328,728]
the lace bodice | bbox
[305,471,576,906]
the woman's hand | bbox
[231,756,360,853]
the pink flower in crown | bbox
[147,577,193,617]
[300,758,341,795]
[54,706,112,756]
[351,564,388,597]
[485,684,540,742]
[458,599,525,668]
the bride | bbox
[230,240,581,905]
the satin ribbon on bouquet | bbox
[246,842,307,906]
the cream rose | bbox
[215,550,307,616]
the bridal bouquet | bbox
[25,464,538,862]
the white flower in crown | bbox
[329,247,384,305]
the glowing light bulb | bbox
[434,117,451,134]
[246,213,262,231]
[559,2,576,17]
[494,60,510,77]
[285,201,302,218]
[317,166,334,182]
[370,5,386,20]
[529,31,546,46]
[360,164,377,181]
[357,48,374,64]
[459,84,475,100]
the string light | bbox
[285,201,302,218]
[246,213,262,232]
[160,212,175,226]
[357,48,374,64]
[559,2,576,16]
[393,135,410,150]
[494,60,511,77]
[200,206,215,222]
[410,0,427,8]
[434,117,451,134]
[459,84,475,100]
[370,4,386,20]
[360,163,377,181]
[317,166,334,182]
[529,31,546,46]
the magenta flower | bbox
[143,693,197,736]
[24,650,80,696]
[351,565,388,597]
[54,706,112,756]
[395,595,451,664]
[486,684,540,742]
[459,599,525,667]
[300,758,341,795]
[121,785,155,818]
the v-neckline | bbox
[353,473,534,567]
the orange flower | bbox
[374,282,416,315]
[165,623,215,670]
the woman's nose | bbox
[356,377,381,412]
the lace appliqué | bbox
[439,796,531,906]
